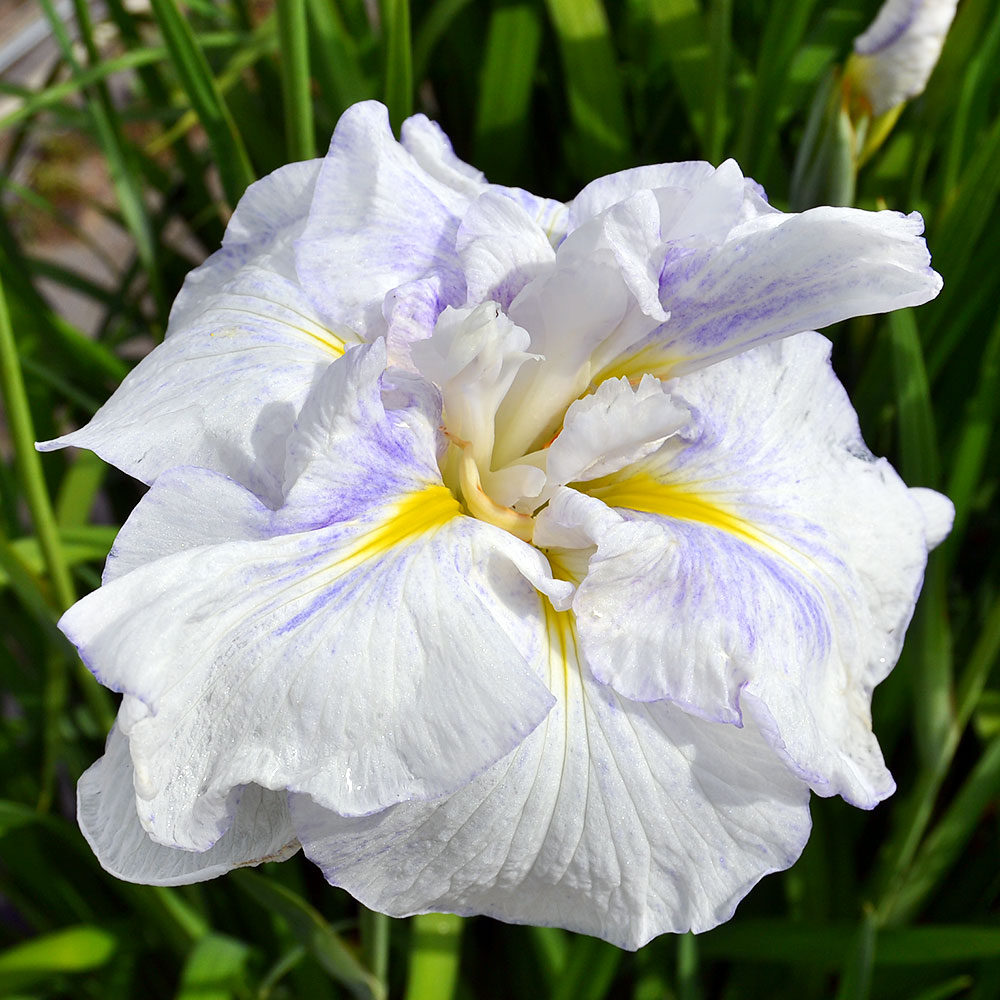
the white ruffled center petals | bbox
[545,374,692,492]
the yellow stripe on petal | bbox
[587,473,771,551]
[594,344,690,384]
[543,599,579,696]
[347,485,461,564]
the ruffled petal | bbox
[79,725,298,885]
[546,333,951,807]
[295,101,470,340]
[60,342,567,851]
[544,374,689,491]
[492,186,569,247]
[39,160,352,503]
[400,113,486,198]
[291,604,811,950]
[600,207,942,382]
[492,257,652,467]
[63,501,558,851]
[559,190,669,321]
[569,162,717,226]
[411,303,537,473]
[457,191,555,311]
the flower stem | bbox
[0,273,75,611]
[0,271,114,753]
[359,905,390,988]
[404,913,463,1000]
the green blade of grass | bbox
[550,933,623,1000]
[638,0,711,149]
[0,273,75,611]
[149,0,256,208]
[543,0,631,177]
[888,308,953,775]
[37,0,164,313]
[0,528,118,590]
[835,907,876,1000]
[736,0,819,177]
[473,1,543,182]
[381,0,413,130]
[176,933,251,1000]
[704,0,732,164]
[412,0,473,84]
[55,452,108,531]
[701,922,1000,965]
[404,913,462,1000]
[885,734,1000,925]
[940,308,1000,565]
[0,925,117,994]
[0,34,251,132]
[306,0,375,113]
[873,591,1000,925]
[359,908,389,987]
[888,308,940,488]
[677,932,700,1000]
[234,871,385,1000]
[924,109,1000,363]
[277,0,316,161]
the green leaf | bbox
[306,0,375,111]
[176,933,251,1000]
[942,308,1000,560]
[37,0,164,313]
[636,0,711,147]
[550,933,622,1000]
[404,913,463,1000]
[887,736,1000,925]
[412,0,473,84]
[381,0,413,130]
[701,922,1000,966]
[233,871,384,1000]
[835,907,876,1000]
[0,925,116,993]
[473,2,543,182]
[543,0,631,177]
[277,0,316,161]
[0,528,118,589]
[736,0,819,177]
[149,0,257,208]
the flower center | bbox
[456,442,535,543]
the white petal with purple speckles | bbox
[852,0,958,115]
[79,725,299,885]
[295,101,471,340]
[541,333,951,807]
[456,192,556,311]
[289,602,811,950]
[60,345,570,851]
[601,207,941,382]
[38,160,354,505]
[399,113,486,197]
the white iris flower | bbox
[45,102,953,949]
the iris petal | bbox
[291,600,811,950]
[79,725,299,885]
[544,333,951,807]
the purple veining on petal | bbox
[854,0,922,55]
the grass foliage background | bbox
[1,0,999,997]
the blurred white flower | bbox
[46,102,952,949]
[849,0,959,116]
